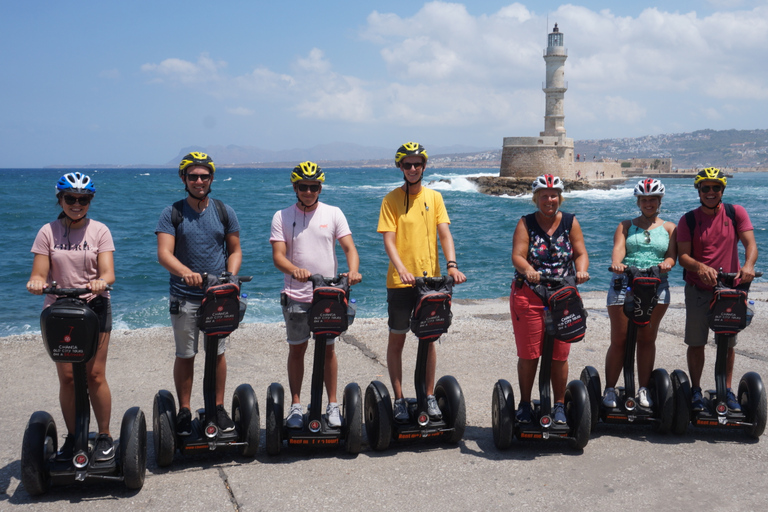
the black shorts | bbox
[387,287,418,334]
[88,295,113,333]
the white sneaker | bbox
[286,403,303,429]
[638,387,653,408]
[326,402,341,427]
[602,387,618,408]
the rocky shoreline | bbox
[462,176,617,196]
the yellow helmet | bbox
[179,152,216,177]
[395,142,428,167]
[694,167,727,189]
[290,161,325,183]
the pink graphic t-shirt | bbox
[31,219,115,308]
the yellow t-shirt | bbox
[377,187,450,288]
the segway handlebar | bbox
[717,269,762,288]
[607,265,660,275]
[414,275,454,288]
[201,271,253,288]
[42,282,113,297]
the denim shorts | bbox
[606,274,670,306]
[88,295,112,333]
[170,295,227,358]
[282,298,335,345]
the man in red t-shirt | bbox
[677,168,757,412]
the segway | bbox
[266,274,362,455]
[365,275,466,451]
[152,272,259,466]
[21,283,147,496]
[671,270,767,439]
[580,266,674,433]
[492,275,590,450]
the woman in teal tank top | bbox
[602,179,678,410]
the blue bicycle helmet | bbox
[56,172,95,196]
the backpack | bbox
[708,283,749,335]
[532,276,587,343]
[196,276,241,336]
[410,276,454,341]
[623,266,661,326]
[171,198,230,257]
[308,275,350,337]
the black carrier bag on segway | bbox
[40,295,100,363]
[708,282,749,335]
[410,276,454,341]
[532,275,587,343]
[308,275,350,337]
[625,266,662,326]
[196,276,242,336]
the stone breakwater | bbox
[463,176,616,196]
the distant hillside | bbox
[574,129,768,168]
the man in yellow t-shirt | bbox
[377,142,467,423]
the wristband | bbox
[447,261,458,270]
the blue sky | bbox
[2,0,767,167]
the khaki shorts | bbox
[684,284,737,348]
[170,295,227,358]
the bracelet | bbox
[446,261,458,270]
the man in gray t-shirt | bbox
[155,152,243,436]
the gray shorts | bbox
[170,295,227,358]
[684,284,737,348]
[282,298,335,346]
[606,274,671,306]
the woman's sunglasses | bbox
[644,230,651,243]
[297,183,321,192]
[63,195,92,206]
[699,185,722,193]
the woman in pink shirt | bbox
[26,173,116,463]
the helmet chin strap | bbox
[296,192,319,210]
[699,198,722,211]
[403,172,423,214]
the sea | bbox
[2,168,766,336]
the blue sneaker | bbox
[393,398,409,423]
[515,401,533,424]
[286,403,303,429]
[726,388,742,412]
[553,402,567,425]
[691,386,706,412]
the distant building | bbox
[500,24,621,181]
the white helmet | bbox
[634,178,665,197]
[532,174,564,193]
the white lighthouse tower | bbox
[541,23,567,137]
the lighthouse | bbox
[541,23,567,137]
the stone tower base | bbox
[500,136,576,179]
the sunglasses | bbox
[644,230,651,244]
[296,183,321,192]
[401,162,423,170]
[63,195,91,206]
[186,173,211,182]
[700,185,722,193]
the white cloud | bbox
[138,2,768,136]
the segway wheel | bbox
[265,383,284,456]
[579,366,601,433]
[565,379,590,450]
[435,375,466,444]
[649,368,674,434]
[343,383,363,455]
[21,411,56,496]
[233,384,260,457]
[671,370,691,435]
[491,379,515,449]
[738,372,767,439]
[364,381,392,451]
[152,390,177,467]
[120,406,147,490]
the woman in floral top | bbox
[510,174,590,425]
